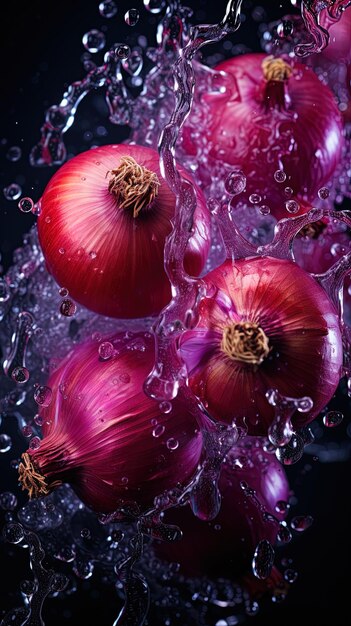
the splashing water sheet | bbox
[1,1,351,625]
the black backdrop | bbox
[1,1,351,625]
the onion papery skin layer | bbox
[179,256,343,435]
[38,144,210,319]
[24,332,203,513]
[202,53,343,220]
[155,436,289,579]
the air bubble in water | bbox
[3,183,22,201]
[29,436,41,451]
[18,197,34,213]
[323,411,343,428]
[99,1,117,18]
[115,44,131,59]
[259,205,270,215]
[159,401,172,414]
[60,299,77,317]
[3,522,24,544]
[284,186,293,196]
[22,425,33,438]
[290,515,313,532]
[249,193,261,204]
[153,424,165,438]
[6,146,22,162]
[274,169,286,182]
[98,341,114,360]
[166,438,179,450]
[34,385,53,407]
[224,170,246,195]
[11,366,30,384]
[0,492,17,511]
[0,434,12,453]
[252,539,275,579]
[143,0,165,13]
[82,29,106,53]
[124,8,140,26]
[285,199,300,214]
[318,187,330,200]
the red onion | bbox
[318,7,351,63]
[38,144,210,318]
[179,256,343,435]
[202,53,343,219]
[18,332,203,513]
[154,436,289,580]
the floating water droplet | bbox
[22,425,33,438]
[6,146,22,162]
[58,287,69,297]
[0,492,18,511]
[29,436,41,451]
[275,432,304,465]
[80,528,91,539]
[323,410,343,428]
[284,186,293,196]
[115,44,131,59]
[60,298,77,317]
[252,539,275,579]
[290,515,313,532]
[224,170,246,195]
[124,8,140,26]
[285,200,300,214]
[3,183,22,200]
[0,434,12,453]
[99,0,117,18]
[3,522,24,544]
[0,278,10,302]
[275,500,290,514]
[143,0,165,13]
[277,20,294,38]
[284,568,298,583]
[20,580,36,596]
[159,401,172,414]
[34,414,43,426]
[259,204,270,215]
[274,169,287,183]
[153,424,165,438]
[82,29,106,53]
[98,341,114,360]
[318,187,329,200]
[11,366,30,384]
[34,385,52,407]
[277,522,292,544]
[166,438,179,450]
[18,197,34,213]
[249,193,261,204]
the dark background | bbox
[1,1,351,625]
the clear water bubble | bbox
[22,425,33,438]
[224,170,246,195]
[143,0,165,13]
[99,1,117,18]
[275,432,304,465]
[249,193,261,204]
[115,44,131,59]
[166,438,179,450]
[80,528,91,539]
[284,186,293,196]
[284,568,298,583]
[6,146,22,162]
[252,539,275,579]
[259,205,270,215]
[29,436,41,451]
[275,500,290,514]
[3,183,22,200]
[98,341,114,360]
[285,199,300,214]
[34,385,53,407]
[277,522,292,544]
[11,366,29,384]
[291,515,313,532]
[153,424,165,438]
[0,434,12,453]
[58,287,69,297]
[274,169,287,183]
[159,401,172,414]
[323,411,343,428]
[0,278,10,302]
[18,197,34,213]
[124,8,140,26]
[3,522,24,544]
[60,299,77,317]
[277,20,294,38]
[34,414,43,426]
[82,29,106,53]
[318,187,330,200]
[0,492,18,511]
